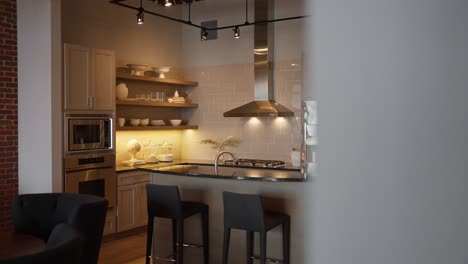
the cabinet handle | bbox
[87,97,91,108]
[93,96,96,109]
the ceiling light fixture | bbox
[136,0,144,24]
[233,26,240,39]
[164,0,173,7]
[201,28,208,41]
[137,8,144,24]
[110,0,307,40]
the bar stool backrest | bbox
[223,192,265,231]
[146,184,182,219]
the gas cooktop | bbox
[224,159,286,168]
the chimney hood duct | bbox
[223,0,294,118]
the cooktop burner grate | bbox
[224,159,285,168]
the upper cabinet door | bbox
[91,48,115,111]
[64,44,91,110]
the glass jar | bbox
[157,142,174,162]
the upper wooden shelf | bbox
[116,100,198,108]
[116,73,198,87]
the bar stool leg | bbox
[177,220,184,264]
[260,231,267,264]
[282,218,291,264]
[146,217,154,264]
[222,227,231,264]
[172,219,177,262]
[246,231,254,264]
[202,209,209,264]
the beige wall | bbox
[62,0,183,67]
[181,0,305,67]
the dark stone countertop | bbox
[116,159,307,182]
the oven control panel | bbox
[65,153,115,172]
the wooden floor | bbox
[99,232,147,264]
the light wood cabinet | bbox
[136,182,148,226]
[64,44,115,111]
[92,48,115,110]
[117,171,150,232]
[64,44,91,110]
[103,207,117,235]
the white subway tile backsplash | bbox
[181,61,303,163]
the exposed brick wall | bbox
[0,0,17,231]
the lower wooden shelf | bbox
[116,125,198,131]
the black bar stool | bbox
[222,192,290,264]
[146,184,209,264]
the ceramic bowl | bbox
[152,66,171,79]
[127,64,147,76]
[169,119,182,126]
[130,119,141,126]
[150,120,165,126]
[140,119,150,126]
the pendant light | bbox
[164,0,173,7]
[233,26,240,39]
[201,28,208,41]
[136,0,144,24]
[156,0,174,7]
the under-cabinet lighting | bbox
[247,117,261,126]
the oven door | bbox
[65,168,116,208]
[68,119,106,152]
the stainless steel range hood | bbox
[223,0,294,118]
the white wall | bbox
[17,0,62,193]
[307,0,468,263]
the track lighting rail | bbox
[109,0,307,32]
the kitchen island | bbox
[117,160,308,264]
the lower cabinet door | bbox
[103,207,117,235]
[117,185,138,232]
[137,182,149,226]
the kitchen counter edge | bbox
[116,160,309,183]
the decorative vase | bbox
[116,83,129,100]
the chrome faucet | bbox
[214,151,238,174]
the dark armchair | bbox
[12,193,108,264]
[0,223,82,264]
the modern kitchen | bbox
[61,0,310,263]
[3,0,468,264]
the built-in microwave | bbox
[65,113,114,153]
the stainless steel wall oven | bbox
[64,153,116,208]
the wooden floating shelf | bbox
[116,100,198,108]
[116,73,198,87]
[117,125,198,131]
